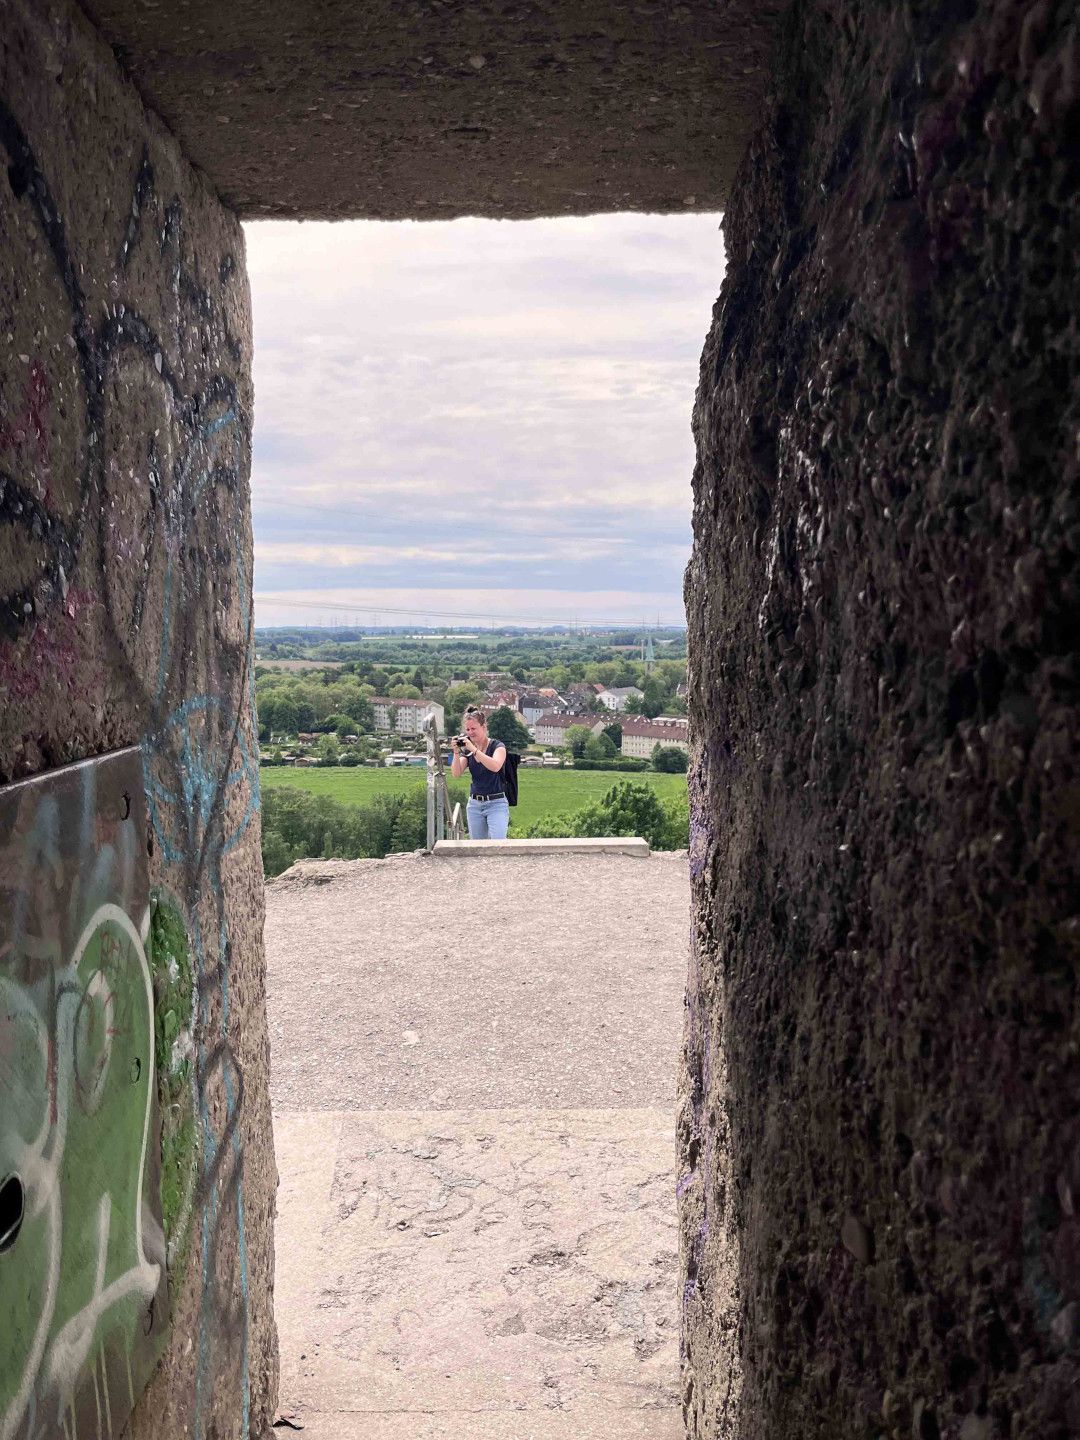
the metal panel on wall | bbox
[0,748,169,1440]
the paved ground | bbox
[266,850,690,1438]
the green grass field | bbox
[260,764,686,833]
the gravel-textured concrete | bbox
[267,852,689,1438]
[266,851,689,1111]
[1,4,274,1438]
[681,1,1080,1435]
[78,0,784,220]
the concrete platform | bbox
[431,836,650,857]
[266,851,689,1437]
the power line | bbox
[253,593,684,630]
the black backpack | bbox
[501,750,520,806]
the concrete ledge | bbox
[431,837,650,857]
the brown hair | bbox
[463,705,487,724]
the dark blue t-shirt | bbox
[467,738,506,797]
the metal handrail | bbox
[425,715,463,846]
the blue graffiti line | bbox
[189,409,239,504]
[221,735,259,856]
[151,403,242,700]
[219,911,251,1435]
[141,681,256,1437]
[155,560,174,701]
[189,904,250,1440]
[142,694,260,864]
[204,407,236,437]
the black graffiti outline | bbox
[2,100,260,1440]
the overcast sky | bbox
[245,213,724,630]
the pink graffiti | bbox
[0,357,53,504]
[0,587,97,701]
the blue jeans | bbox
[466,794,509,840]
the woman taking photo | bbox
[450,705,508,840]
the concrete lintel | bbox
[78,0,785,219]
[431,836,650,857]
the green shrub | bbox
[524,780,688,850]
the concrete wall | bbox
[0,1,276,1436]
[680,0,1079,1436]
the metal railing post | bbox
[426,719,436,850]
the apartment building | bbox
[620,716,689,758]
[533,712,607,747]
[370,697,445,736]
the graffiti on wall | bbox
[1,68,261,1440]
[0,749,170,1440]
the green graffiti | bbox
[1,906,166,1438]
[148,895,199,1272]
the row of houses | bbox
[477,682,648,720]
[533,711,689,758]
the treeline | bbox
[261,781,463,876]
[255,670,379,740]
[523,782,689,852]
[256,627,688,669]
[254,657,689,748]
[261,779,688,877]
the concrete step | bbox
[287,1410,682,1438]
[274,1108,679,1436]
[431,836,650,857]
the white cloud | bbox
[245,212,725,625]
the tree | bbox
[639,675,666,718]
[487,705,531,750]
[563,724,594,759]
[602,721,622,750]
[652,744,688,773]
[342,693,374,731]
[523,781,685,850]
[316,733,341,764]
[388,683,421,699]
[412,667,425,690]
[261,828,294,878]
[321,712,354,737]
[583,732,617,761]
[445,682,482,713]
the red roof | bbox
[621,717,689,740]
[535,711,595,730]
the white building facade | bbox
[620,717,689,758]
[533,712,606,747]
[371,697,445,736]
[597,685,644,712]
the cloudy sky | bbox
[245,213,724,630]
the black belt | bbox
[470,791,505,801]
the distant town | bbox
[254,625,691,871]
[254,624,689,770]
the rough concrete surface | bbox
[682,1,1080,1437]
[266,852,689,1437]
[432,837,651,856]
[1,1,276,1435]
[77,0,784,220]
